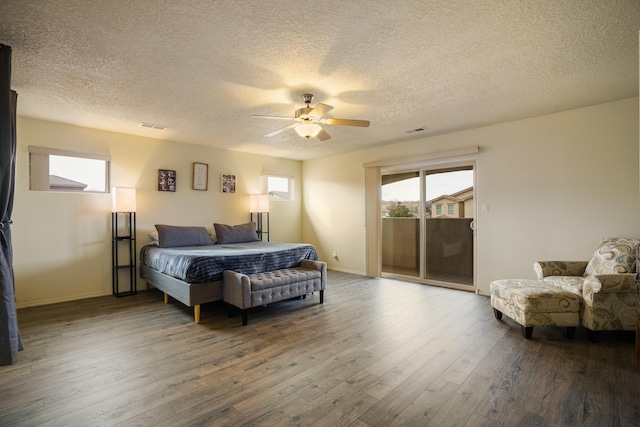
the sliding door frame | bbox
[364,147,479,291]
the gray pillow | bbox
[214,222,259,244]
[155,224,213,248]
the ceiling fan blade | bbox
[322,118,370,127]
[251,115,297,121]
[309,103,333,118]
[264,123,296,137]
[316,128,331,141]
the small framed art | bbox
[192,162,208,191]
[221,174,236,193]
[158,169,176,192]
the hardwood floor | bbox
[1,271,638,426]
[381,265,474,287]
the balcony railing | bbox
[382,217,473,285]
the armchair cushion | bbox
[542,276,584,296]
[584,238,640,276]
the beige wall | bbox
[13,117,302,307]
[302,98,640,294]
[12,97,640,306]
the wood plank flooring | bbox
[1,271,638,426]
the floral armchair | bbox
[534,238,640,342]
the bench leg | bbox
[521,326,533,339]
[242,309,248,326]
[320,289,324,304]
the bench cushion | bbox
[248,267,321,291]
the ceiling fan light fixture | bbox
[252,93,369,142]
[295,122,322,139]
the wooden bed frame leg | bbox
[164,293,169,304]
[194,305,201,324]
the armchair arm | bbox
[533,261,588,280]
[583,273,638,295]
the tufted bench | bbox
[490,278,581,339]
[223,260,327,325]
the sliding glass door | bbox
[381,164,475,289]
[381,172,421,277]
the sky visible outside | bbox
[382,170,474,202]
[50,155,107,192]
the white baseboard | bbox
[327,266,367,276]
[16,290,114,309]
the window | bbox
[435,204,442,215]
[262,174,294,201]
[447,204,454,215]
[29,146,110,192]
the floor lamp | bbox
[111,187,137,297]
[249,194,270,241]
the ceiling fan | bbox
[251,94,370,141]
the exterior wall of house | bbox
[463,199,475,218]
[13,117,302,307]
[429,188,474,218]
[431,197,460,218]
[302,97,640,294]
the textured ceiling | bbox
[1,1,639,161]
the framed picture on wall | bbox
[158,169,176,192]
[192,162,208,191]
[221,174,236,193]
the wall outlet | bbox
[332,251,338,259]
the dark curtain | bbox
[0,43,23,366]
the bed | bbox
[140,238,319,323]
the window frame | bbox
[28,145,111,193]
[447,204,454,215]
[261,173,294,202]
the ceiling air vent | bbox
[405,127,428,134]
[139,122,167,131]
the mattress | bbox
[140,241,319,283]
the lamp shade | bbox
[249,194,269,213]
[112,187,136,212]
[294,123,322,139]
